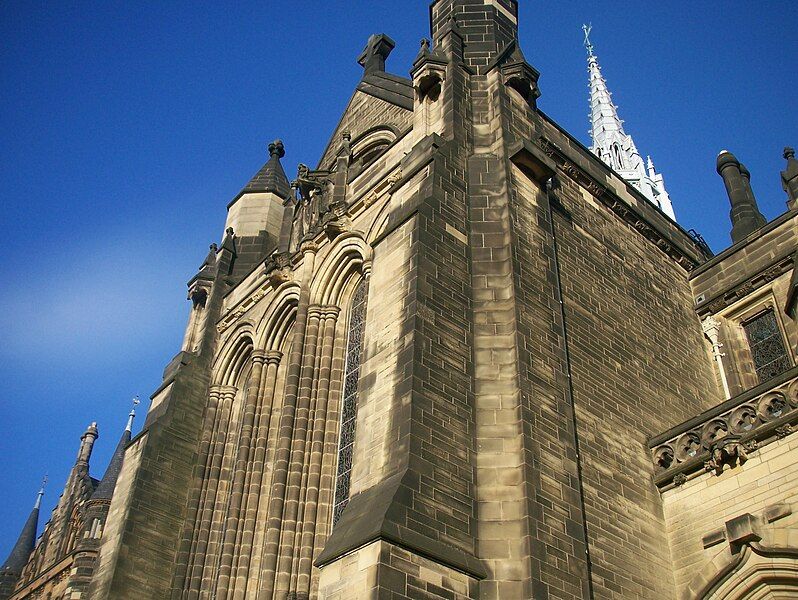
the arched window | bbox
[332,279,368,525]
[611,143,624,170]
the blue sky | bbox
[0,1,796,558]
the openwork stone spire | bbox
[583,24,676,220]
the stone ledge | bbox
[314,469,486,580]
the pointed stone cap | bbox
[0,491,41,574]
[220,227,236,254]
[91,425,132,501]
[199,243,218,271]
[238,140,292,200]
[413,38,431,67]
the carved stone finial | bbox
[781,146,798,209]
[341,131,352,155]
[268,139,286,159]
[226,227,234,237]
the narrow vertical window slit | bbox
[332,280,368,525]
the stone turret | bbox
[76,421,98,467]
[66,407,136,598]
[225,140,292,278]
[0,489,43,599]
[716,150,767,243]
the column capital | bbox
[264,350,284,365]
[701,315,722,342]
[251,350,269,364]
[308,305,326,318]
[300,240,319,255]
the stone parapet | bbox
[651,367,798,489]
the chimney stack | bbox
[716,151,767,243]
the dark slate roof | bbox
[357,72,414,111]
[238,140,292,200]
[91,428,131,500]
[0,504,39,573]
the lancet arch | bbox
[211,325,255,387]
[254,284,300,352]
[310,233,372,306]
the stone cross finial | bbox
[357,34,396,75]
[268,140,285,159]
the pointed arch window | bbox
[611,143,624,170]
[332,279,368,525]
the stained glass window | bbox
[743,309,791,383]
[333,280,368,525]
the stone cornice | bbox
[536,136,702,272]
[689,208,797,278]
[696,254,794,316]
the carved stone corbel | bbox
[265,252,293,289]
[704,432,748,476]
[322,200,353,240]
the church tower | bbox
[583,24,676,220]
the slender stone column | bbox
[288,312,328,594]
[187,385,236,597]
[259,242,318,598]
[702,316,731,399]
[232,350,282,599]
[275,304,323,594]
[174,385,221,598]
[215,351,267,597]
[295,306,340,597]
[289,306,338,593]
[199,385,238,592]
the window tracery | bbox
[743,309,791,383]
[332,279,368,525]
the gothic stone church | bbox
[3,1,798,598]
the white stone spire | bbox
[582,25,675,220]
